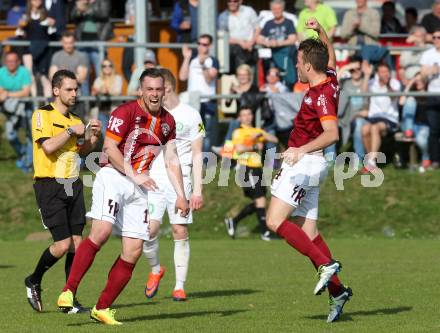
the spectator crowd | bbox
[1,0,440,175]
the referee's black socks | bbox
[65,252,75,281]
[29,247,60,284]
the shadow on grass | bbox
[305,306,412,321]
[189,289,261,299]
[113,301,158,309]
[67,309,248,326]
[0,264,15,269]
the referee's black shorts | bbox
[33,178,86,241]
[238,166,266,199]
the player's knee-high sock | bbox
[174,238,190,290]
[64,252,75,282]
[63,238,100,294]
[255,207,269,234]
[30,247,60,284]
[233,203,256,225]
[142,237,161,274]
[96,256,135,310]
[312,234,343,297]
[276,220,330,267]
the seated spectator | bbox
[218,0,258,73]
[45,0,66,39]
[179,34,219,152]
[404,7,418,34]
[360,62,401,173]
[16,0,56,97]
[127,49,157,96]
[0,51,32,173]
[421,0,440,41]
[398,73,430,172]
[7,0,26,26]
[399,25,427,86]
[420,28,440,169]
[91,58,123,135]
[49,31,89,96]
[256,0,297,87]
[170,0,198,43]
[70,0,113,79]
[296,0,337,40]
[260,67,288,93]
[340,0,380,46]
[380,1,405,34]
[338,57,367,161]
[224,105,278,241]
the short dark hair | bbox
[159,68,177,91]
[139,67,164,85]
[52,69,77,89]
[61,30,75,39]
[377,62,390,71]
[434,27,440,35]
[199,34,213,44]
[298,38,329,73]
[237,105,253,116]
[382,1,395,11]
[405,7,418,19]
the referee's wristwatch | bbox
[66,127,75,136]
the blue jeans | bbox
[414,124,430,161]
[80,47,100,96]
[98,112,110,139]
[353,117,367,160]
[402,97,417,132]
[324,144,336,162]
[200,101,218,152]
[263,121,277,153]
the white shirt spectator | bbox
[188,56,219,103]
[227,5,258,42]
[368,77,401,124]
[420,47,440,92]
[257,10,298,29]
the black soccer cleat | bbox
[25,275,42,312]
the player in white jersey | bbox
[142,68,205,301]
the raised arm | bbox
[305,17,336,69]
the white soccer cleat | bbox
[314,261,341,295]
[327,286,353,323]
[224,217,236,239]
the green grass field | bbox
[1,238,439,333]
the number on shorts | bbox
[291,185,306,205]
[143,209,149,224]
[108,199,120,217]
[274,168,283,180]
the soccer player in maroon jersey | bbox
[56,68,190,325]
[266,18,352,323]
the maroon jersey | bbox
[288,68,339,148]
[104,100,176,174]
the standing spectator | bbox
[70,0,113,80]
[179,34,219,152]
[17,0,56,97]
[256,0,297,87]
[91,58,123,135]
[224,106,278,241]
[361,63,401,173]
[296,0,337,40]
[421,0,440,41]
[218,0,258,73]
[45,0,67,39]
[340,0,381,46]
[399,25,427,86]
[49,31,89,97]
[399,73,430,172]
[380,1,405,34]
[0,51,32,172]
[170,0,198,43]
[420,28,440,169]
[404,7,418,34]
[127,49,157,96]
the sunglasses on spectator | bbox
[227,0,239,3]
[349,67,361,72]
[102,64,113,68]
[433,35,440,40]
[198,42,210,46]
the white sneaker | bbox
[224,217,235,238]
[314,261,341,295]
[327,286,353,323]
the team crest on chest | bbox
[161,123,171,136]
[304,96,312,105]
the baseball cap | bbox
[144,49,157,64]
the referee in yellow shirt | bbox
[224,105,278,241]
[25,69,101,313]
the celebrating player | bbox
[143,68,204,302]
[266,18,352,323]
[26,70,101,313]
[57,68,189,325]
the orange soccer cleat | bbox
[144,266,165,299]
[172,289,187,302]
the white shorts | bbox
[148,174,193,225]
[87,167,150,240]
[271,154,328,220]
